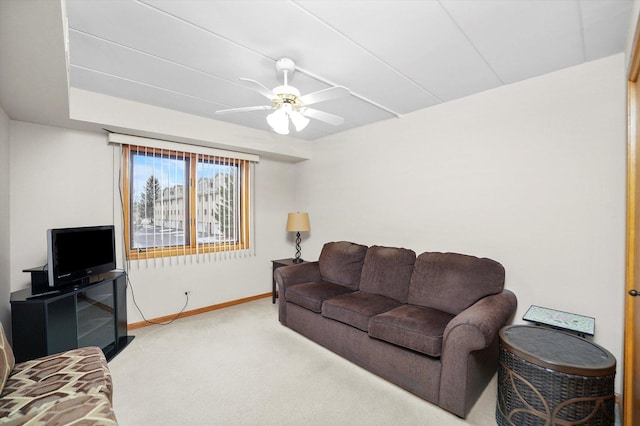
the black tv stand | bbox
[11,270,132,362]
[26,289,61,300]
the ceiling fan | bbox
[215,57,350,135]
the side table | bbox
[271,258,307,304]
[497,325,616,425]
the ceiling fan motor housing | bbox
[273,85,301,108]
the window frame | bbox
[122,145,251,261]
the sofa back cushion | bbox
[359,246,416,303]
[408,252,505,315]
[0,322,15,393]
[319,241,368,290]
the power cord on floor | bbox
[126,273,189,326]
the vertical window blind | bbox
[109,133,258,267]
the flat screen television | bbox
[47,225,116,288]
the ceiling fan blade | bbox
[215,105,273,114]
[301,108,345,126]
[239,78,278,100]
[299,86,350,106]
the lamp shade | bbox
[286,212,310,232]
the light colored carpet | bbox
[108,298,497,425]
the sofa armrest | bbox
[442,289,517,349]
[438,289,517,418]
[275,261,321,290]
[275,261,321,325]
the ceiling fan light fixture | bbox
[290,110,310,132]
[267,108,289,135]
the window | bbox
[121,144,252,261]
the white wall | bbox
[298,54,627,392]
[9,121,115,287]
[8,121,296,322]
[0,104,10,334]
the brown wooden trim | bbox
[126,242,249,260]
[241,160,250,248]
[127,292,271,330]
[624,80,637,425]
[122,145,132,258]
[630,13,640,83]
[626,20,640,422]
[189,154,197,253]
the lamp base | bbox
[293,231,304,264]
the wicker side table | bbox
[496,325,616,426]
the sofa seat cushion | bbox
[286,281,354,313]
[322,291,402,332]
[0,346,113,418]
[368,304,455,357]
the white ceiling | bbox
[54,1,639,140]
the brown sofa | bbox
[0,323,117,425]
[275,241,517,419]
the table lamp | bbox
[286,212,310,263]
